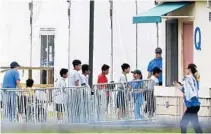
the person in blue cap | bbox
[3,61,21,89]
[147,47,162,86]
[2,61,21,122]
[129,70,144,119]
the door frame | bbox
[179,21,194,113]
[181,21,194,76]
[165,19,179,87]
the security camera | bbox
[67,0,70,3]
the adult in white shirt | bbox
[69,60,82,86]
[54,68,68,122]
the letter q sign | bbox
[194,27,201,51]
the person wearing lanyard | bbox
[174,63,203,133]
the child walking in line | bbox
[35,88,48,122]
[117,63,130,119]
[25,79,35,121]
[144,67,162,117]
[150,67,162,86]
[97,64,110,112]
[130,70,144,119]
[54,68,68,123]
[17,79,34,122]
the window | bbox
[40,35,55,67]
[40,28,55,84]
[165,19,178,86]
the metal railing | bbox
[0,80,156,123]
[92,80,155,122]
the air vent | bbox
[40,28,56,36]
[209,12,211,22]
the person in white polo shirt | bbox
[68,59,82,123]
[69,60,82,86]
[54,68,68,123]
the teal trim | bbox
[133,2,191,24]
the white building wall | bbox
[193,2,211,89]
[0,0,157,85]
[176,2,211,91]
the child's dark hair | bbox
[82,64,89,74]
[60,68,68,77]
[26,79,34,87]
[72,59,81,68]
[101,64,110,71]
[121,63,130,72]
[152,67,162,75]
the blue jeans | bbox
[134,95,144,119]
[180,106,203,133]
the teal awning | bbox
[133,2,191,24]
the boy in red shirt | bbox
[97,64,110,111]
[97,64,109,83]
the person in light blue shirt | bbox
[2,61,21,122]
[147,47,162,86]
[129,70,144,119]
[174,63,202,133]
